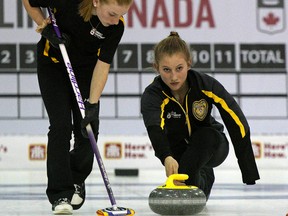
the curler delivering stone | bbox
[149,174,206,215]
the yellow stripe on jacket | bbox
[202,90,246,138]
[160,98,170,130]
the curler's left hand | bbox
[41,23,70,48]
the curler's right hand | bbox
[164,156,179,177]
[81,101,100,139]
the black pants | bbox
[178,127,229,199]
[37,56,94,204]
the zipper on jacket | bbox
[162,90,192,136]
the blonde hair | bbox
[79,0,133,22]
[154,31,192,68]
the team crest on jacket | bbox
[192,99,208,121]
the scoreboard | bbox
[0,42,286,119]
[114,43,286,70]
[0,43,286,70]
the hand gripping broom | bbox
[47,7,135,216]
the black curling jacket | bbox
[29,0,124,67]
[141,69,260,184]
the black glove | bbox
[81,101,100,139]
[41,23,70,48]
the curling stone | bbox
[149,174,206,215]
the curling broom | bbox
[47,7,135,216]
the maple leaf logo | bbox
[263,12,279,26]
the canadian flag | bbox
[257,0,286,34]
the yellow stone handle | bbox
[166,174,188,187]
[158,174,198,189]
